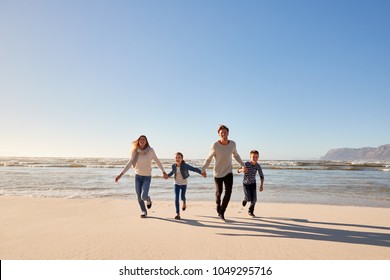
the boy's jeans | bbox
[135,175,152,213]
[243,183,257,213]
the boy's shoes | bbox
[182,203,186,211]
[140,212,147,218]
[242,200,247,207]
[147,199,152,209]
[248,212,256,218]
[175,214,181,220]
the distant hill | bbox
[321,144,390,161]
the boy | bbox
[238,150,264,217]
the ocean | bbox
[1,157,389,207]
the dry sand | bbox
[1,196,389,260]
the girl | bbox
[166,152,205,219]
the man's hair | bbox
[217,124,229,133]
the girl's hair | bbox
[175,152,184,159]
[131,135,150,152]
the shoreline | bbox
[1,196,389,260]
[1,194,389,209]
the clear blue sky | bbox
[1,0,389,160]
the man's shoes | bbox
[147,199,152,209]
[218,212,226,221]
[175,214,181,220]
[242,200,247,207]
[248,212,256,218]
[140,212,147,218]
[216,205,221,214]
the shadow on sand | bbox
[149,215,390,248]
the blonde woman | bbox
[116,135,168,218]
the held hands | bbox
[116,172,169,182]
[201,171,207,178]
[237,167,248,173]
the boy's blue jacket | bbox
[167,161,202,179]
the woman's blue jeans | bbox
[174,184,187,214]
[135,175,152,213]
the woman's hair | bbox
[131,135,150,152]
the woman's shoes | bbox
[175,214,181,220]
[182,203,186,211]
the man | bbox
[201,125,247,221]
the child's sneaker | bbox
[249,212,255,217]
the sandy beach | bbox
[0,196,389,260]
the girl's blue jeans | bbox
[174,184,187,214]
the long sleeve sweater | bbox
[201,140,245,178]
[121,148,165,176]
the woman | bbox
[115,135,168,218]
